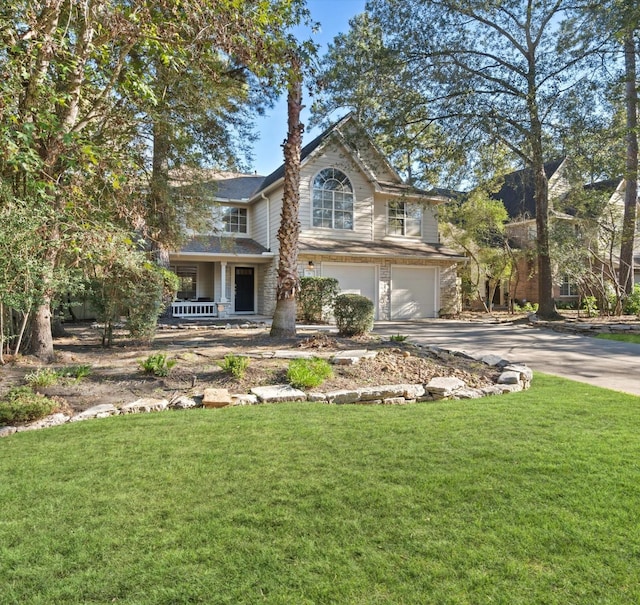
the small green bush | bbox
[389,334,408,342]
[581,295,599,317]
[0,387,59,426]
[287,357,333,389]
[24,368,59,388]
[334,293,374,336]
[139,353,176,377]
[57,364,92,381]
[218,354,250,379]
[623,285,640,316]
[298,277,340,323]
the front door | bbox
[234,267,255,312]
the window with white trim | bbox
[312,168,354,230]
[559,274,578,297]
[387,201,422,236]
[172,265,197,300]
[223,207,247,233]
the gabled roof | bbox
[491,158,565,220]
[253,113,407,198]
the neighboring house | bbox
[168,114,464,320]
[585,178,640,287]
[489,157,580,305]
[488,159,640,306]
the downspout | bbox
[261,192,271,251]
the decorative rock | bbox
[273,350,317,359]
[231,393,259,406]
[481,385,505,396]
[18,413,70,431]
[425,376,466,396]
[383,397,407,405]
[0,426,18,438]
[503,364,533,383]
[250,385,306,403]
[169,395,198,409]
[497,383,524,393]
[202,388,232,408]
[324,389,361,404]
[70,404,119,422]
[121,398,169,414]
[455,388,483,399]
[497,371,521,385]
[331,350,377,365]
[478,354,507,367]
[307,391,328,402]
[357,385,406,401]
[402,384,426,399]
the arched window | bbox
[312,168,354,230]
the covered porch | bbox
[169,238,275,319]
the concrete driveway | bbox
[374,319,640,397]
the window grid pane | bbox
[312,168,353,229]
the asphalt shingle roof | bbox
[179,236,270,255]
[299,237,464,260]
[491,158,565,220]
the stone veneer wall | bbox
[260,260,278,316]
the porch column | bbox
[220,261,228,302]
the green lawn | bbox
[596,332,640,344]
[1,374,640,604]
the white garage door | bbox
[322,263,377,318]
[391,266,438,319]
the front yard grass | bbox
[1,374,639,604]
[596,332,640,344]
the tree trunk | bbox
[533,160,557,318]
[270,58,303,339]
[619,30,638,298]
[30,297,55,362]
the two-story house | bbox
[168,114,464,320]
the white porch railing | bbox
[171,301,219,318]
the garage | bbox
[321,263,378,318]
[391,266,438,319]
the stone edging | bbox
[0,345,532,438]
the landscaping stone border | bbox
[1,344,532,437]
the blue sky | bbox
[250,0,367,176]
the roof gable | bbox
[491,158,566,220]
[253,113,403,198]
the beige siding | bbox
[251,197,270,248]
[299,143,375,242]
[374,197,440,244]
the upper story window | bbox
[223,207,247,233]
[312,168,354,230]
[387,201,422,237]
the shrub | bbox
[334,293,374,336]
[57,364,92,381]
[298,277,340,323]
[0,387,58,426]
[623,285,640,316]
[24,368,59,388]
[218,354,250,379]
[581,295,599,317]
[139,353,176,377]
[287,357,333,389]
[389,334,408,342]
